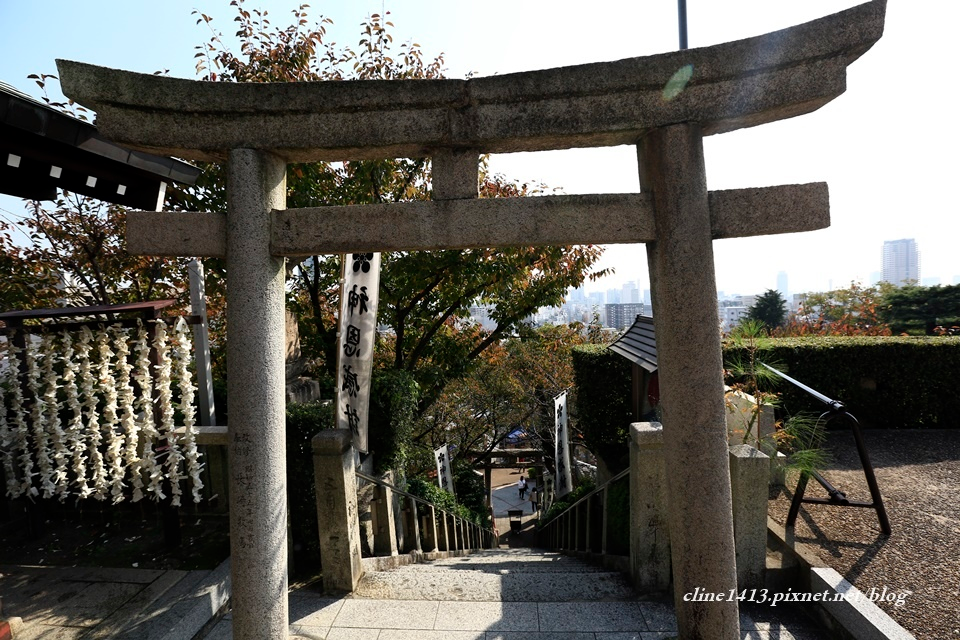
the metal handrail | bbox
[761,363,891,535]
[354,469,496,536]
[541,466,629,525]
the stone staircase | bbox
[344,547,678,636]
[353,548,637,602]
[199,547,830,638]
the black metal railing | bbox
[539,467,630,557]
[355,469,497,555]
[761,364,891,535]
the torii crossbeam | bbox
[58,2,885,638]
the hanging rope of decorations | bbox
[0,319,203,503]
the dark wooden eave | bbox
[0,81,200,209]
[609,314,658,373]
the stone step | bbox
[354,551,637,602]
[354,569,636,602]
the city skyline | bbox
[1,1,958,296]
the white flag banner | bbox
[434,444,456,494]
[335,252,381,453]
[554,391,574,498]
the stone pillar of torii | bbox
[57,2,885,637]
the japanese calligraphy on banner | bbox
[434,444,456,495]
[554,391,574,498]
[335,252,381,453]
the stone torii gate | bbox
[57,2,885,638]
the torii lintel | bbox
[123,183,829,258]
[56,0,884,163]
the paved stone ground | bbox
[768,429,960,640]
[206,549,825,639]
[0,564,213,639]
[490,468,538,547]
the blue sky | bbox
[2,1,958,298]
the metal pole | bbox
[678,0,688,50]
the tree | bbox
[189,3,606,418]
[746,289,787,330]
[1,191,189,313]
[774,282,892,336]
[410,323,591,473]
[879,284,960,335]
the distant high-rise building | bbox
[605,303,645,330]
[882,239,920,286]
[922,277,941,287]
[776,271,788,300]
[621,281,640,304]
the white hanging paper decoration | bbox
[8,337,37,498]
[1,317,203,504]
[61,331,87,499]
[95,326,126,503]
[25,336,55,498]
[77,327,103,499]
[40,333,67,498]
[133,321,162,501]
[0,339,21,498]
[173,317,203,503]
[113,326,141,502]
[153,321,184,506]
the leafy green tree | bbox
[879,284,960,335]
[775,282,891,336]
[1,190,190,313]
[189,3,606,419]
[746,289,787,329]
[410,323,590,472]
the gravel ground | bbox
[768,429,960,640]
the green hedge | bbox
[367,369,420,475]
[571,344,633,472]
[285,401,335,575]
[723,336,960,429]
[407,476,485,525]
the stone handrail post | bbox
[372,484,399,556]
[629,422,671,592]
[311,429,363,594]
[407,496,423,553]
[423,505,439,553]
[729,444,770,589]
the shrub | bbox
[538,478,596,527]
[723,336,960,429]
[367,369,420,474]
[285,401,334,576]
[407,476,483,525]
[571,345,632,472]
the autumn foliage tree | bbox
[187,2,606,415]
[774,282,892,336]
[1,192,189,313]
[411,323,594,473]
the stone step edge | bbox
[361,547,491,574]
[110,558,231,640]
[767,517,915,640]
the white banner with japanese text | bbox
[554,391,574,498]
[434,444,456,494]
[335,252,381,453]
